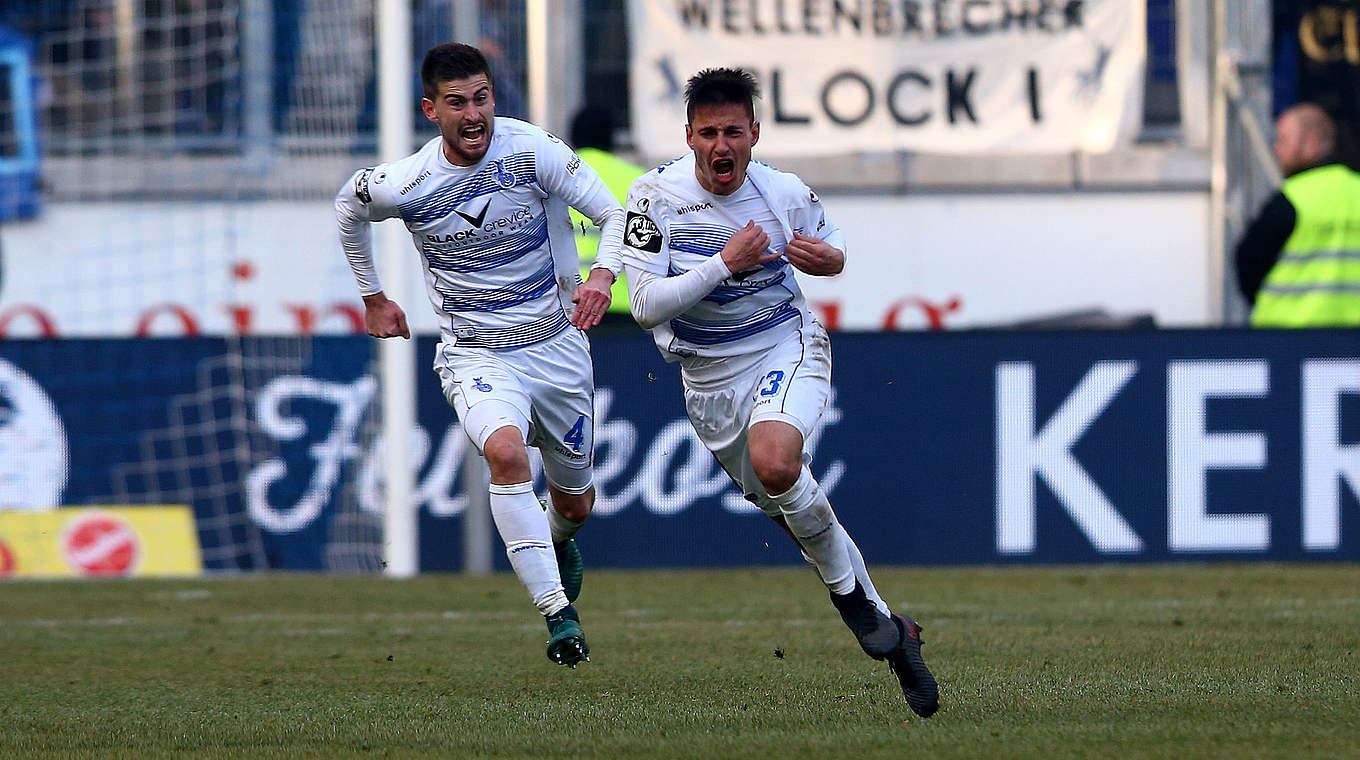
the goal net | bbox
[0,0,534,575]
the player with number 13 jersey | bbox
[622,67,938,718]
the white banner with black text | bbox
[627,0,1146,156]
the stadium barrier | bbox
[0,506,201,578]
[1,329,1357,571]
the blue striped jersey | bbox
[336,117,623,349]
[622,153,842,362]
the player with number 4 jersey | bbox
[622,68,939,717]
[335,43,623,668]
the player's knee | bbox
[482,427,531,482]
[750,449,801,497]
[552,487,594,522]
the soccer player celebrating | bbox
[335,43,624,668]
[621,68,939,716]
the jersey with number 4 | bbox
[621,153,844,362]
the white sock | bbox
[772,467,854,595]
[545,504,585,544]
[838,524,890,616]
[489,481,568,616]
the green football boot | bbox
[545,604,590,668]
[540,499,583,603]
[555,537,583,603]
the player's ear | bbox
[751,120,760,147]
[685,123,694,150]
[421,97,438,123]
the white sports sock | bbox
[489,481,568,616]
[545,505,585,544]
[838,524,890,616]
[772,467,855,595]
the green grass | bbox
[2,564,1358,759]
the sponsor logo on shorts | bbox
[625,211,662,253]
[549,442,587,460]
[472,377,493,392]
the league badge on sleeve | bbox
[625,211,662,253]
[354,168,374,204]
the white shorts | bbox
[681,322,831,512]
[435,327,595,493]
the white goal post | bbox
[377,0,418,578]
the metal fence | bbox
[0,0,1217,201]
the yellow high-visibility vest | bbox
[1252,164,1360,327]
[571,147,646,313]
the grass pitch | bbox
[2,564,1358,759]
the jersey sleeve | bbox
[620,175,731,329]
[620,176,670,277]
[532,133,625,276]
[335,166,401,297]
[804,184,846,259]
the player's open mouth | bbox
[460,124,487,146]
[712,158,735,180]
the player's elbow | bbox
[629,293,665,330]
[335,194,360,225]
[596,205,625,228]
[631,307,665,331]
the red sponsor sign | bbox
[0,540,15,575]
[62,512,141,576]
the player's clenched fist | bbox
[362,292,411,339]
[784,232,844,276]
[720,220,781,274]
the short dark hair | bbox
[420,43,491,100]
[684,67,759,123]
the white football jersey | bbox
[622,153,843,362]
[336,117,623,350]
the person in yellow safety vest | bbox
[569,108,647,320]
[1236,102,1360,327]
